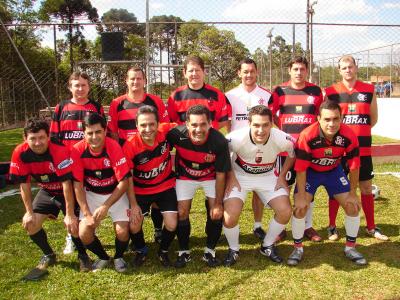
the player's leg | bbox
[150,203,163,243]
[129,195,147,267]
[252,193,265,240]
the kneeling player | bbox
[123,106,177,267]
[9,119,90,280]
[71,113,131,272]
[288,101,367,266]
[223,105,294,266]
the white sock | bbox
[223,224,240,251]
[204,247,215,256]
[304,201,314,229]
[253,222,262,230]
[291,216,306,240]
[263,218,285,247]
[345,214,360,240]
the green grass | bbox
[0,128,23,161]
[372,135,400,144]
[0,172,400,299]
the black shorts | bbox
[341,155,374,182]
[276,156,296,186]
[33,189,67,218]
[135,188,178,215]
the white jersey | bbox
[226,127,295,177]
[226,84,272,131]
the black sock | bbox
[85,236,109,260]
[130,229,146,250]
[159,227,176,252]
[114,238,129,259]
[151,207,163,230]
[29,228,53,256]
[71,236,88,257]
[177,219,190,251]
[206,218,222,249]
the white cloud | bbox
[383,2,400,9]
[150,2,165,10]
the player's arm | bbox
[276,155,295,191]
[211,171,226,219]
[20,182,36,228]
[73,181,93,221]
[293,170,308,214]
[107,102,119,141]
[126,176,142,225]
[62,180,78,235]
[370,93,378,127]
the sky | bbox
[38,0,400,66]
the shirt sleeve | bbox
[108,140,131,182]
[122,141,134,170]
[215,136,232,173]
[52,144,73,181]
[70,146,84,182]
[216,94,231,123]
[49,104,61,143]
[155,97,170,122]
[344,128,360,171]
[294,132,312,172]
[167,94,179,123]
[107,100,118,135]
[9,146,30,183]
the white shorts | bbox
[176,179,216,201]
[224,173,288,206]
[79,191,130,222]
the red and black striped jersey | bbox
[324,81,374,156]
[9,142,73,195]
[123,123,176,195]
[50,99,104,149]
[107,93,169,144]
[295,122,360,173]
[71,137,131,195]
[167,84,231,129]
[167,125,231,181]
[271,81,323,140]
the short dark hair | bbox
[319,100,342,115]
[248,105,272,123]
[288,56,309,70]
[183,56,205,72]
[136,105,159,123]
[126,66,146,79]
[68,71,90,87]
[238,58,257,71]
[23,118,49,137]
[82,112,106,131]
[186,104,210,122]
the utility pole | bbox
[267,28,274,90]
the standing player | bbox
[325,55,387,241]
[288,101,367,266]
[167,105,231,268]
[223,106,294,266]
[71,113,131,273]
[167,55,231,130]
[225,58,272,241]
[107,66,169,244]
[50,71,105,256]
[271,56,323,242]
[9,119,78,280]
[123,106,177,267]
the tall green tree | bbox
[100,8,144,35]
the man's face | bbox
[339,59,358,82]
[84,123,106,152]
[317,108,342,140]
[69,77,90,100]
[249,114,272,144]
[289,63,307,86]
[25,130,49,155]
[137,113,158,144]
[184,62,205,90]
[238,63,257,88]
[186,114,211,144]
[126,70,145,94]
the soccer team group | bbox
[10,53,388,280]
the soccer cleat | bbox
[327,226,339,241]
[287,248,303,266]
[22,253,56,281]
[63,234,75,255]
[154,228,163,244]
[174,252,191,268]
[113,257,128,273]
[366,227,389,241]
[92,259,110,272]
[22,268,49,281]
[158,250,171,267]
[78,254,92,272]
[37,253,57,270]
[202,252,221,267]
[253,227,266,240]
[133,251,147,267]
[304,227,322,242]
[344,248,367,266]
[275,229,287,243]
[260,245,283,263]
[223,249,239,267]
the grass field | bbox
[0,129,399,299]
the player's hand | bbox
[22,212,35,229]
[225,174,241,197]
[129,204,143,226]
[82,214,95,228]
[210,203,223,220]
[275,176,289,192]
[64,214,79,235]
[93,205,108,224]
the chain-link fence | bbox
[1,0,400,129]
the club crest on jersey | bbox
[40,175,49,182]
[296,106,302,113]
[348,104,356,112]
[160,143,167,154]
[307,96,315,104]
[255,150,263,163]
[334,136,344,146]
[357,93,367,102]
[207,99,214,107]
[192,163,199,169]
[77,121,83,130]
[324,148,333,156]
[95,171,102,178]
[258,98,266,105]
[104,158,111,167]
[49,162,56,172]
[204,153,216,163]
